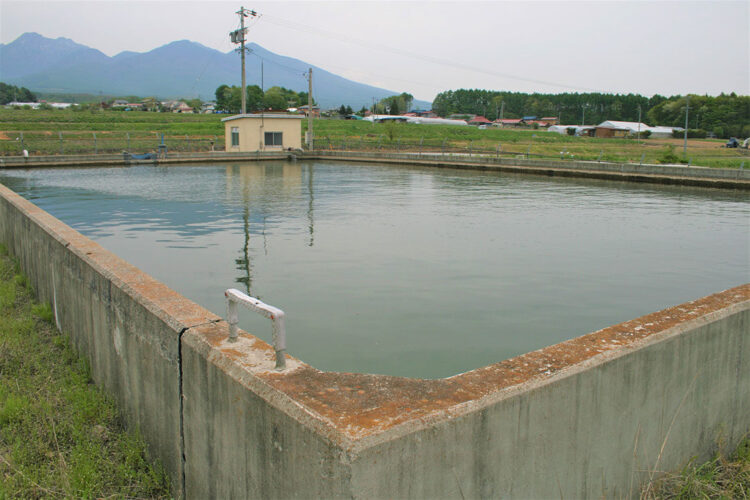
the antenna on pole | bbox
[230,6,258,114]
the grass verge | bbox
[642,436,750,499]
[0,244,170,498]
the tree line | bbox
[0,83,37,105]
[215,85,312,113]
[431,89,749,138]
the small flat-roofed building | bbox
[222,113,304,152]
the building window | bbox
[231,127,239,147]
[264,131,283,147]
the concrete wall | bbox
[305,150,750,189]
[348,307,749,498]
[0,184,221,496]
[0,180,748,499]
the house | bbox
[540,117,559,126]
[201,102,217,114]
[173,102,194,114]
[411,109,438,118]
[595,120,650,138]
[297,105,320,118]
[112,99,128,108]
[222,113,304,152]
[525,120,552,128]
[468,116,492,126]
[494,119,523,127]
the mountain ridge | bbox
[0,32,430,109]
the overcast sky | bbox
[1,0,748,102]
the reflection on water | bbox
[1,161,748,378]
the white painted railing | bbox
[224,288,287,370]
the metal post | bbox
[469,140,472,157]
[20,132,24,151]
[93,132,97,154]
[397,138,401,152]
[419,137,423,158]
[496,143,501,159]
[127,133,131,153]
[683,96,689,155]
[186,134,190,152]
[640,153,645,165]
[59,131,63,155]
[442,139,446,156]
[598,150,603,162]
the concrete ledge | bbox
[0,151,294,168]
[302,151,750,189]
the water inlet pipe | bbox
[224,288,287,370]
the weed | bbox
[641,435,750,499]
[0,250,170,497]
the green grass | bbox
[0,244,170,498]
[642,436,750,499]
[1,108,749,168]
[310,119,750,169]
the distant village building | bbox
[494,119,523,127]
[112,99,129,108]
[222,114,304,152]
[595,120,651,138]
[6,101,74,109]
[297,105,320,118]
[468,116,492,126]
[201,102,217,114]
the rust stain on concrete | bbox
[196,282,750,442]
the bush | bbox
[657,145,681,164]
[641,130,651,139]
[672,128,707,139]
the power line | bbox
[260,13,600,93]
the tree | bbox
[339,104,347,115]
[0,82,37,105]
[389,99,400,115]
[246,85,263,112]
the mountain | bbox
[0,33,430,109]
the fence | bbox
[0,131,225,156]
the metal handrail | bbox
[224,288,287,370]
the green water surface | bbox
[1,161,748,378]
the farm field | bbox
[1,108,748,168]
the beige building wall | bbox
[223,114,304,152]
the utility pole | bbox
[500,101,505,121]
[683,96,690,155]
[230,7,257,115]
[306,68,313,149]
[637,105,642,144]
